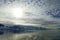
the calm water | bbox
[0,30,60,40]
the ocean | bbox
[0,30,60,40]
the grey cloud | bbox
[0,0,60,29]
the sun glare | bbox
[12,7,24,18]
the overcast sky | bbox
[0,0,60,29]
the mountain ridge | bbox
[0,23,49,34]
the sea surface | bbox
[0,30,60,40]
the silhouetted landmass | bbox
[0,24,4,27]
[57,28,60,30]
[0,23,49,34]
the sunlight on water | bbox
[0,30,60,40]
[14,32,36,40]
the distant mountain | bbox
[0,23,49,34]
[57,28,60,30]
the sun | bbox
[12,7,24,18]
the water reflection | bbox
[0,30,60,40]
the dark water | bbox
[0,30,60,40]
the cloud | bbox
[0,0,60,29]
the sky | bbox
[0,0,60,29]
